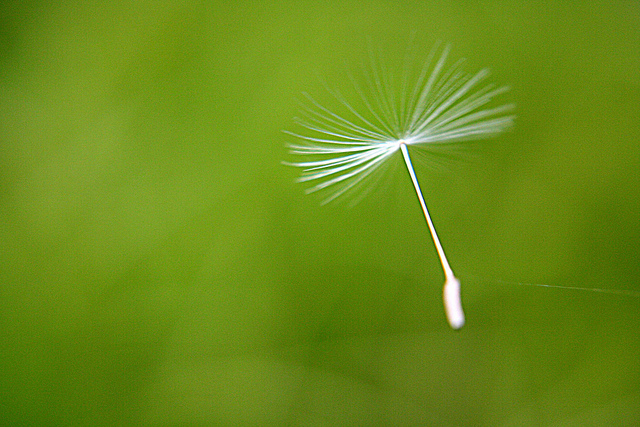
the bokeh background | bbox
[1,1,639,425]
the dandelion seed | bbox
[284,43,515,329]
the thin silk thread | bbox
[462,275,640,298]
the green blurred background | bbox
[1,1,638,425]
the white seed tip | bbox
[443,276,465,329]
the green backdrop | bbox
[1,1,639,425]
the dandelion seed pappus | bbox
[283,42,515,329]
